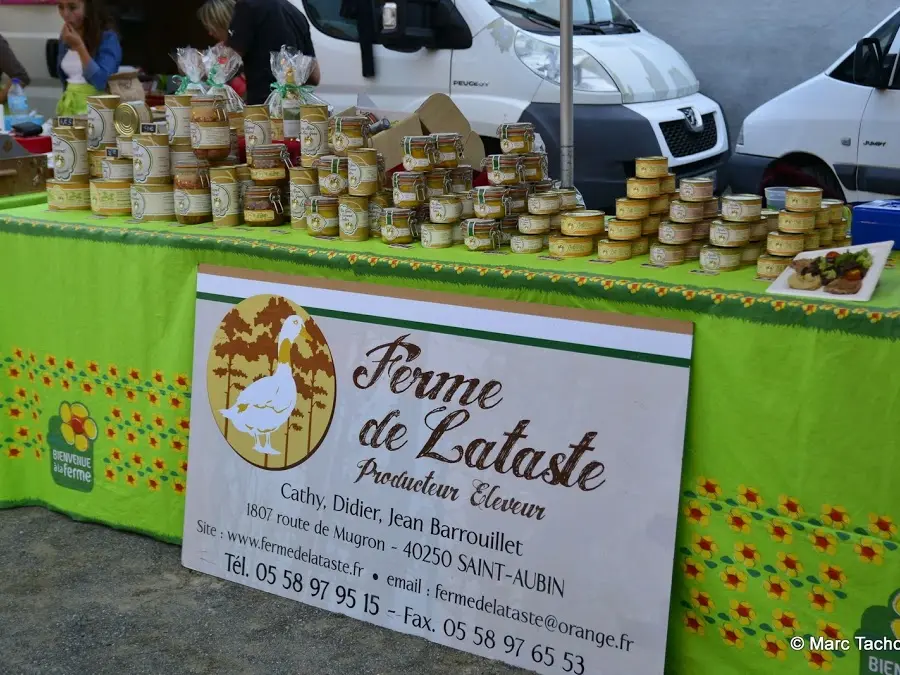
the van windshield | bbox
[490,0,633,27]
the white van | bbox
[729,6,900,203]
[1,0,730,208]
[300,0,729,207]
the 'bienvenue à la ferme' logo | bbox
[206,295,336,470]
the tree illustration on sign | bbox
[251,296,297,376]
[211,308,252,440]
[301,319,334,462]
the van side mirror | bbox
[379,0,437,50]
[853,37,888,88]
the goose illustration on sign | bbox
[207,295,336,470]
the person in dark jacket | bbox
[199,0,320,105]
[55,0,123,114]
[0,34,30,106]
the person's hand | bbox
[60,23,85,51]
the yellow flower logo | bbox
[696,476,721,499]
[778,495,804,520]
[773,609,799,635]
[738,485,763,509]
[730,600,755,625]
[809,528,838,555]
[767,519,792,544]
[690,588,714,614]
[684,499,710,526]
[855,538,884,565]
[819,563,846,589]
[719,623,744,648]
[734,542,759,567]
[59,402,98,451]
[776,551,803,577]
[760,634,787,660]
[692,534,717,559]
[726,508,751,533]
[808,585,835,612]
[869,514,897,539]
[806,650,833,670]
[683,610,704,634]
[821,504,850,529]
[720,565,747,592]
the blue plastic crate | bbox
[852,200,900,250]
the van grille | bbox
[660,114,718,158]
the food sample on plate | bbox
[786,249,874,294]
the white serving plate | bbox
[766,240,895,302]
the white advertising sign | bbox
[182,266,693,675]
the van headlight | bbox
[514,31,618,93]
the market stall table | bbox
[1,203,898,675]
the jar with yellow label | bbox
[209,165,241,226]
[420,222,454,249]
[520,153,548,182]
[498,216,519,245]
[244,186,284,226]
[497,122,534,154]
[509,233,543,254]
[173,176,212,226]
[289,166,319,226]
[766,231,805,257]
[430,194,462,223]
[190,96,230,161]
[606,218,642,241]
[709,220,751,248]
[548,234,594,258]
[524,191,557,215]
[90,179,132,216]
[425,169,452,197]
[649,242,686,267]
[616,197,650,221]
[243,105,271,165]
[785,187,823,212]
[250,144,289,185]
[132,132,170,185]
[381,208,417,244]
[626,177,660,200]
[518,214,550,235]
[635,156,668,179]
[315,155,349,196]
[347,148,379,197]
[631,236,650,256]
[47,180,91,211]
[392,171,426,208]
[331,116,369,156]
[306,195,339,236]
[271,117,285,142]
[463,219,501,251]
[484,154,524,186]
[473,186,509,219]
[338,195,370,241]
[642,214,661,235]
[300,104,329,166]
[699,245,742,272]
[778,209,816,233]
[402,136,437,172]
[368,191,391,237]
[720,194,762,222]
[658,221,694,245]
[432,133,464,169]
[130,184,174,221]
[506,186,528,215]
[757,254,792,279]
[597,239,632,262]
[459,191,475,218]
[450,165,474,193]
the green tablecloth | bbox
[0,192,46,210]
[1,203,898,675]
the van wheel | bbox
[764,159,845,201]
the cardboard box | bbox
[335,93,485,171]
[108,72,144,102]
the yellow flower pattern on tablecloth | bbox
[0,347,191,497]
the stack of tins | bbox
[453,122,559,254]
[754,188,848,279]
[612,157,678,266]
[48,115,91,211]
[85,94,131,217]
[696,193,763,273]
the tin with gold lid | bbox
[101,147,133,181]
[669,198,704,223]
[560,210,605,237]
[741,241,763,266]
[528,191,560,215]
[631,235,650,256]
[338,194,370,241]
[348,148,379,197]
[821,198,844,224]
[86,94,120,149]
[699,245,742,272]
[47,180,90,211]
[130,184,174,222]
[114,100,152,138]
[557,188,580,211]
[678,177,715,202]
[518,214,551,234]
[702,197,719,219]
[709,220,750,248]
[692,219,711,241]
[748,219,768,242]
[778,209,816,233]
[418,222,453,249]
[658,221,693,245]
[626,177,660,200]
[509,233,544,254]
[642,214,661,235]
[606,218,642,241]
[684,240,703,260]
[52,124,89,183]
[90,179,132,216]
[649,242,685,267]
[815,208,830,228]
[766,231,805,257]
[804,230,821,251]
[132,132,171,185]
[300,104,329,166]
[649,193,669,215]
[616,197,650,221]
[757,254,791,279]
[635,156,668,179]
[210,165,241,226]
[819,224,835,247]
[548,234,594,258]
[659,172,676,194]
[785,187,823,212]
[164,94,193,144]
[597,238,632,262]
[720,194,762,222]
